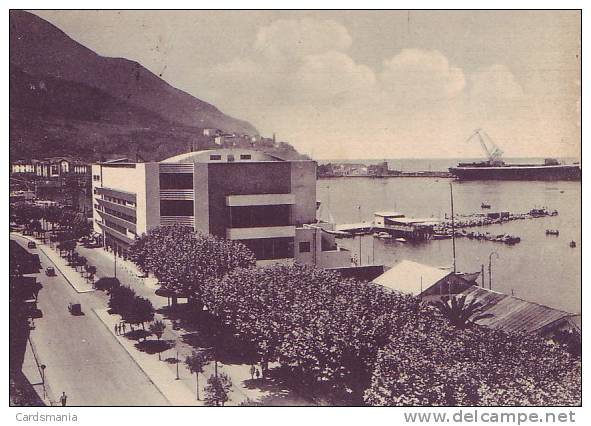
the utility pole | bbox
[114,248,117,278]
[481,264,485,287]
[450,183,457,273]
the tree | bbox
[109,286,137,316]
[185,351,210,400]
[204,373,232,406]
[94,277,121,292]
[431,295,493,329]
[129,226,255,310]
[85,265,97,282]
[149,320,167,360]
[123,297,154,331]
[202,263,422,402]
[364,324,581,406]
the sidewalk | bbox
[93,309,197,406]
[73,245,310,405]
[11,232,95,293]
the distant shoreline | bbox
[318,172,454,179]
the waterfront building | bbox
[91,149,352,267]
[372,260,472,297]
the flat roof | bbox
[386,217,440,224]
[373,260,451,295]
[374,211,405,217]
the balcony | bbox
[226,193,295,207]
[95,219,136,244]
[96,209,136,234]
[226,225,296,240]
[160,216,195,227]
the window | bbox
[240,154,252,160]
[160,200,194,216]
[159,173,193,189]
[209,154,222,161]
[299,242,311,253]
[230,205,291,228]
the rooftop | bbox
[374,211,405,218]
[373,260,451,295]
[161,149,285,164]
[458,286,579,334]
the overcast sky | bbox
[33,10,581,160]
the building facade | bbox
[91,149,351,267]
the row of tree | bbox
[108,285,155,331]
[128,226,581,406]
[129,226,255,309]
[10,202,91,239]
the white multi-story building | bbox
[91,149,351,267]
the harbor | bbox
[318,177,581,313]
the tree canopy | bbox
[129,226,256,306]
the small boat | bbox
[546,229,559,236]
[481,202,491,209]
[373,232,392,239]
[395,237,407,243]
[570,241,577,248]
[432,234,452,240]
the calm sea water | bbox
[317,177,581,313]
[319,157,581,172]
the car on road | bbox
[68,303,82,316]
[45,267,56,276]
[27,241,37,249]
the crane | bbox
[466,129,504,165]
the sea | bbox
[317,173,581,314]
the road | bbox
[11,234,169,406]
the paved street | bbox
[11,234,169,406]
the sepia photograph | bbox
[7,5,583,414]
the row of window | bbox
[209,154,252,161]
[102,195,136,208]
[101,206,136,224]
[92,174,101,181]
[104,219,128,235]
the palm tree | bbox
[185,351,210,400]
[431,295,493,329]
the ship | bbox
[449,129,581,181]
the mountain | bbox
[9,10,259,161]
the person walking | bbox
[121,322,126,334]
[254,368,260,382]
[114,324,119,335]
[249,364,256,380]
[60,392,67,406]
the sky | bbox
[33,10,581,160]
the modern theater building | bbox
[91,149,352,267]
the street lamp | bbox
[40,364,46,399]
[488,251,499,290]
[175,347,180,380]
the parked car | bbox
[45,267,56,276]
[27,241,36,249]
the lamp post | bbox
[175,346,180,380]
[488,251,499,290]
[40,364,46,399]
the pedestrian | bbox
[249,364,256,380]
[60,391,67,406]
[122,322,126,334]
[114,324,119,335]
[254,368,260,381]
